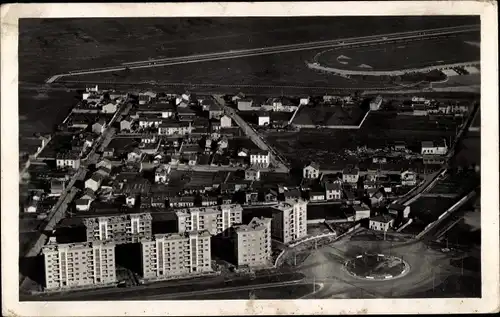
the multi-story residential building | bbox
[271,199,308,244]
[176,204,243,236]
[83,213,153,244]
[42,239,116,291]
[231,217,272,268]
[249,150,271,168]
[56,152,81,170]
[84,172,104,192]
[140,230,212,281]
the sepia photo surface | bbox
[2,2,499,316]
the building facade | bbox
[140,231,212,281]
[271,199,308,244]
[176,204,243,236]
[42,239,116,291]
[232,217,272,268]
[249,150,271,168]
[83,213,153,244]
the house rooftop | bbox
[370,214,394,223]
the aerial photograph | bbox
[18,16,481,301]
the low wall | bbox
[293,110,371,130]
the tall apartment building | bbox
[140,230,212,281]
[271,198,308,244]
[42,239,116,290]
[83,213,153,244]
[176,204,243,236]
[231,217,272,268]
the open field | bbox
[409,197,457,224]
[292,103,368,126]
[427,170,479,196]
[20,17,477,83]
[266,111,461,168]
[316,34,479,71]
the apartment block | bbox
[141,231,212,281]
[176,204,243,236]
[231,217,272,268]
[271,199,308,244]
[42,239,116,291]
[83,213,153,244]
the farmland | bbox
[316,34,480,72]
[292,103,368,126]
[265,111,461,168]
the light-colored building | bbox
[369,215,394,231]
[231,217,272,268]
[85,173,104,192]
[258,113,270,126]
[421,140,448,155]
[220,115,232,128]
[309,191,326,202]
[83,213,153,244]
[325,181,342,200]
[56,152,81,170]
[120,117,133,131]
[370,95,383,111]
[245,167,261,181]
[154,164,171,184]
[138,116,163,128]
[158,121,192,136]
[92,118,107,134]
[303,162,320,179]
[237,99,255,111]
[342,168,360,184]
[42,239,116,291]
[101,102,117,114]
[176,204,243,236]
[250,150,270,168]
[300,97,310,105]
[140,231,212,281]
[75,198,92,212]
[271,199,308,244]
[353,204,371,221]
[401,170,417,186]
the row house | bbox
[421,140,448,156]
[158,121,192,136]
[249,150,271,168]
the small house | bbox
[220,115,232,128]
[370,95,383,111]
[369,215,395,232]
[401,170,417,186]
[325,181,342,200]
[258,112,270,126]
[309,191,326,202]
[303,162,320,179]
[92,118,107,134]
[245,167,261,181]
[353,204,371,221]
[342,168,360,184]
[120,117,133,132]
[103,147,115,158]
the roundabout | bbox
[344,253,410,281]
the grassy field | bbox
[20,17,477,83]
[266,111,461,168]
[292,103,368,126]
[316,34,479,71]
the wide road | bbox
[46,24,479,83]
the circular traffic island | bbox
[344,254,409,280]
